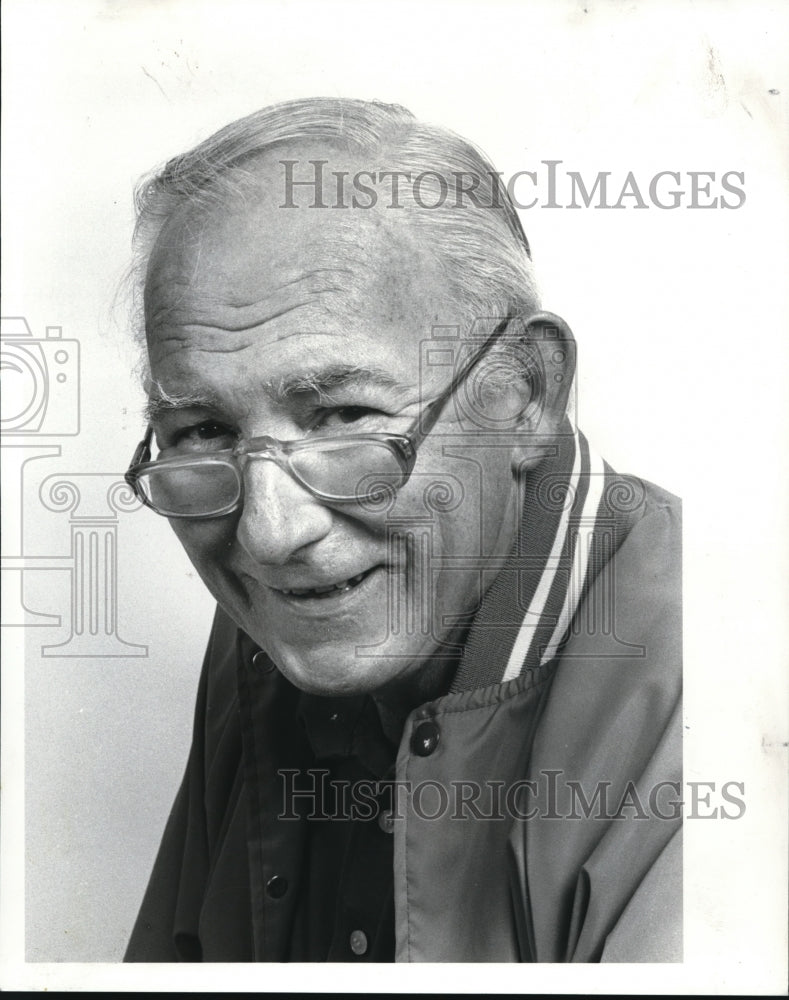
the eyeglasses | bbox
[125,316,512,519]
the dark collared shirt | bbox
[286,694,399,961]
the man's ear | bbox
[506,310,576,470]
[518,310,576,432]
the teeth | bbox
[281,571,369,597]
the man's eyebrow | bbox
[144,366,408,422]
[269,365,406,402]
[144,385,224,422]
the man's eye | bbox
[314,406,380,430]
[170,421,236,452]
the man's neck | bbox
[372,628,468,745]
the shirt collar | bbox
[297,692,398,779]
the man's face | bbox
[144,163,525,698]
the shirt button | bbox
[265,875,288,899]
[349,929,368,956]
[411,719,440,756]
[252,650,276,675]
[377,809,395,834]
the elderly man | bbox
[123,98,681,963]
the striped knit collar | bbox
[450,421,644,693]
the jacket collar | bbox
[451,421,641,692]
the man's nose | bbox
[235,458,333,565]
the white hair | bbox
[130,97,540,359]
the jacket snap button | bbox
[411,719,440,757]
[349,929,368,955]
[252,650,275,675]
[377,809,395,834]
[265,875,288,898]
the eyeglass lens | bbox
[137,439,408,516]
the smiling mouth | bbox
[277,566,378,599]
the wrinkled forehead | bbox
[143,143,449,338]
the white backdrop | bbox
[2,0,788,992]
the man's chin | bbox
[262,641,423,699]
[277,656,384,698]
